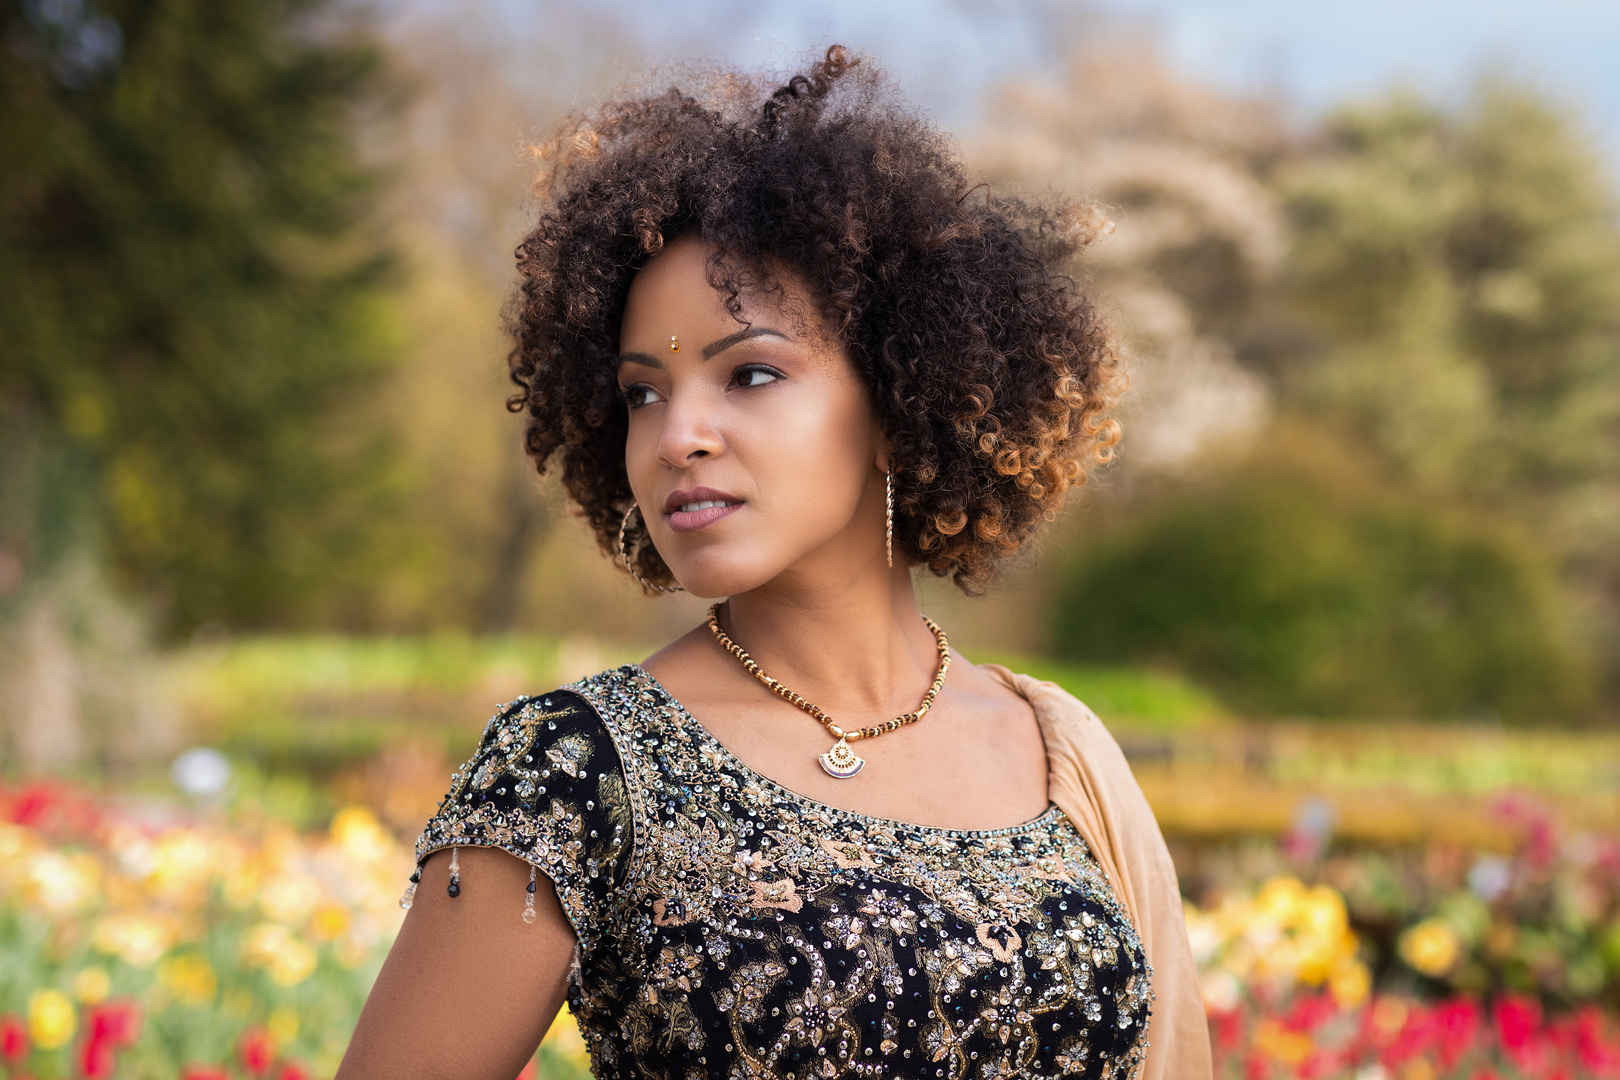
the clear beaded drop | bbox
[398,868,419,911]
[448,845,461,898]
[523,864,538,924]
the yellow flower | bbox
[157,954,218,1006]
[241,922,318,986]
[74,967,112,1004]
[259,871,322,924]
[268,1008,300,1045]
[25,851,102,913]
[1400,1060,1437,1080]
[1399,918,1461,978]
[148,831,216,905]
[92,912,179,967]
[0,822,37,863]
[308,901,352,942]
[1329,959,1372,1009]
[1253,1018,1313,1065]
[330,806,393,862]
[28,989,76,1050]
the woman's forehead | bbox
[623,240,825,343]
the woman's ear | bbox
[875,433,894,474]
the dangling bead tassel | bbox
[523,864,538,924]
[447,846,461,898]
[398,867,420,910]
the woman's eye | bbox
[732,365,782,389]
[622,384,664,409]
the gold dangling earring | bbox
[618,503,685,593]
[885,464,894,569]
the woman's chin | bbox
[663,554,787,600]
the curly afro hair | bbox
[507,46,1123,594]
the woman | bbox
[339,46,1209,1080]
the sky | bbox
[437,0,1620,174]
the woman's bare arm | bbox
[337,846,577,1079]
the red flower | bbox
[1492,994,1540,1049]
[1282,993,1338,1033]
[84,999,141,1049]
[238,1028,276,1077]
[180,1067,230,1080]
[1432,999,1481,1069]
[275,1061,311,1080]
[0,1013,29,1064]
[1573,1005,1620,1073]
[1208,1008,1245,1053]
[75,998,142,1080]
[76,1038,116,1080]
[514,1060,537,1080]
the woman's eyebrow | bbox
[616,351,661,370]
[702,326,790,360]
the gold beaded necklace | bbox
[705,602,951,778]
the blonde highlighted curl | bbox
[507,46,1124,594]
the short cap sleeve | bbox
[414,691,633,944]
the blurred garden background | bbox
[4,0,1620,1077]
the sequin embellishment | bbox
[413,667,1153,1079]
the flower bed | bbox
[3,776,1617,1079]
[1188,793,1620,1078]
[0,779,595,1080]
[0,780,403,1079]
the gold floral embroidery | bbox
[651,898,689,926]
[748,878,803,912]
[420,670,1154,1080]
[819,836,878,869]
[976,922,1023,962]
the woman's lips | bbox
[666,500,743,533]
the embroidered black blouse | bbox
[414,666,1152,1080]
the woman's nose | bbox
[655,386,725,466]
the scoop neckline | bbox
[620,663,1062,840]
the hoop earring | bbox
[618,504,684,593]
[885,464,894,569]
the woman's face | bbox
[616,235,889,598]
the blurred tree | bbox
[1050,427,1592,720]
[982,46,1618,714]
[1278,82,1620,675]
[0,0,397,636]
[974,42,1288,473]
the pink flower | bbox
[180,1066,230,1080]
[84,999,140,1049]
[0,1013,29,1064]
[275,1061,312,1080]
[1573,1005,1620,1073]
[1432,998,1480,1069]
[238,1028,276,1077]
[1283,993,1338,1033]
[76,1038,116,1080]
[1492,994,1540,1050]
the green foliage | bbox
[967,654,1223,730]
[1278,80,1620,541]
[0,0,399,634]
[1049,446,1592,720]
[168,632,643,775]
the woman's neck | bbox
[718,562,942,720]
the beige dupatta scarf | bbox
[983,666,1213,1080]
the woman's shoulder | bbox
[413,678,649,938]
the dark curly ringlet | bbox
[507,46,1124,594]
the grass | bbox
[966,652,1225,729]
[157,633,1620,847]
